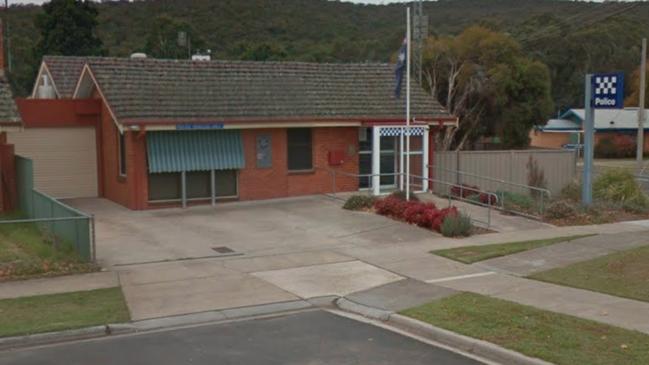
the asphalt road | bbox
[0,310,484,365]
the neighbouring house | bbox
[530,107,649,154]
[12,55,456,210]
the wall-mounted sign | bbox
[176,123,225,130]
[591,73,624,109]
[256,134,272,168]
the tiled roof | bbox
[82,57,451,123]
[42,56,87,98]
[0,76,21,126]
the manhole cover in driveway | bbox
[212,246,235,254]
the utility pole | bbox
[637,38,647,171]
[582,74,594,205]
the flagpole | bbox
[406,7,411,201]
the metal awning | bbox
[147,130,245,173]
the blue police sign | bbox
[591,72,624,109]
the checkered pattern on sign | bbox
[595,76,617,95]
[379,127,425,137]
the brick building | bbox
[18,55,455,210]
[0,22,22,212]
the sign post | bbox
[582,72,625,206]
[582,75,594,205]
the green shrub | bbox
[343,195,376,211]
[496,191,535,212]
[560,181,581,202]
[544,200,578,220]
[593,169,649,208]
[440,212,473,238]
[389,190,420,202]
[527,156,547,199]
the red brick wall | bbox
[238,127,359,201]
[97,99,147,210]
[102,125,359,210]
[0,132,16,212]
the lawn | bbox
[0,287,130,337]
[431,234,595,264]
[530,245,649,303]
[401,293,649,365]
[0,215,98,280]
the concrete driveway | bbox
[67,195,436,267]
[65,196,440,320]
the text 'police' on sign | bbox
[591,72,624,109]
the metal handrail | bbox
[319,167,494,228]
[427,164,551,217]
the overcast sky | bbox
[5,0,626,5]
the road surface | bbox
[0,310,484,365]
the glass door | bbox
[358,128,397,190]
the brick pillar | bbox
[0,132,16,212]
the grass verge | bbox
[0,287,130,338]
[0,214,98,280]
[529,245,649,303]
[431,234,595,264]
[401,293,649,365]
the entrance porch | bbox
[358,125,430,196]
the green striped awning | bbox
[147,130,245,173]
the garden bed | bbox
[542,169,649,226]
[0,215,99,281]
[343,192,475,237]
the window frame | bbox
[286,128,313,172]
[118,132,127,177]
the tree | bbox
[422,26,553,150]
[625,63,649,107]
[144,15,205,59]
[238,42,287,61]
[34,0,105,58]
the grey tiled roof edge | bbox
[0,76,21,125]
[42,56,88,98]
[80,57,452,123]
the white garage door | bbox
[8,127,98,198]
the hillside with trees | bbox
[5,0,649,147]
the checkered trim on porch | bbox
[379,126,426,137]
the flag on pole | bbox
[394,37,407,98]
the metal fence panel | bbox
[15,156,33,216]
[434,150,576,195]
[13,155,94,261]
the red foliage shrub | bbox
[613,134,636,158]
[479,193,498,205]
[374,196,410,218]
[403,201,437,228]
[374,196,460,233]
[451,184,480,199]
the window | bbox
[186,171,211,199]
[148,173,181,201]
[147,170,238,202]
[287,128,313,171]
[118,132,127,176]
